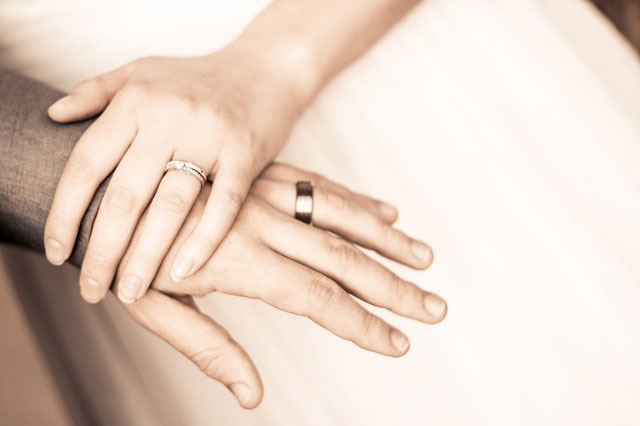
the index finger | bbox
[44,100,136,266]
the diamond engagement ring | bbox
[164,160,207,186]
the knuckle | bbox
[193,186,211,211]
[104,184,138,216]
[92,74,108,90]
[229,132,262,169]
[328,239,360,273]
[85,249,116,272]
[360,311,382,339]
[310,172,331,189]
[192,231,217,253]
[45,212,71,238]
[380,222,403,246]
[64,150,98,185]
[128,249,156,268]
[390,274,410,304]
[126,57,146,73]
[76,76,104,93]
[306,275,342,313]
[323,190,349,212]
[232,127,256,151]
[193,102,220,124]
[167,93,200,114]
[308,172,322,184]
[120,80,151,100]
[190,345,230,379]
[154,189,187,218]
[222,187,247,211]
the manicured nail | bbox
[424,293,447,319]
[171,257,194,282]
[45,238,66,265]
[411,240,433,263]
[80,276,104,303]
[379,203,397,221]
[118,275,141,304]
[390,329,410,353]
[229,383,251,406]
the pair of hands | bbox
[45,52,303,303]
[44,54,446,408]
[115,162,446,407]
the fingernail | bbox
[118,275,141,304]
[229,383,251,406]
[411,240,433,263]
[424,293,447,319]
[379,203,397,221]
[50,95,72,110]
[45,238,66,265]
[171,257,194,282]
[390,329,410,353]
[80,276,104,303]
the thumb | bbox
[48,64,132,122]
[124,289,264,409]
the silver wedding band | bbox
[164,160,207,186]
[295,181,314,224]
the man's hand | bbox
[116,164,447,360]
[123,289,263,409]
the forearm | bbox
[225,0,420,104]
[0,69,104,267]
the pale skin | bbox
[44,0,423,305]
[117,163,447,409]
[42,0,444,409]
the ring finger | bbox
[259,162,398,223]
[251,178,433,269]
[116,164,204,303]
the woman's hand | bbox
[42,0,424,305]
[44,50,307,304]
[116,163,446,354]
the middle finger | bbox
[116,167,203,303]
[79,136,171,303]
[264,213,447,324]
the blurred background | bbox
[1,0,639,425]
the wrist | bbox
[223,33,322,109]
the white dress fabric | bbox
[1,0,640,425]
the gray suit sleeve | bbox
[0,68,110,267]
